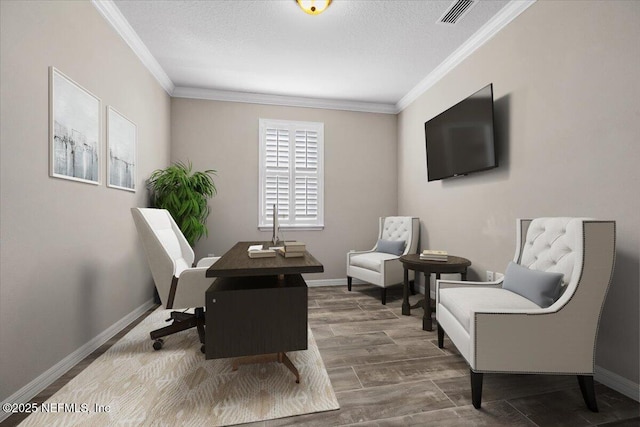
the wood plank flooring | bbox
[4,284,639,426]
[259,285,640,427]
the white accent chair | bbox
[131,208,220,352]
[347,217,420,304]
[436,218,615,412]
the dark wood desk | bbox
[205,241,323,382]
[206,240,323,277]
[400,254,471,332]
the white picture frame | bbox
[107,106,137,192]
[49,67,101,185]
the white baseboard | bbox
[0,299,155,423]
[595,365,640,402]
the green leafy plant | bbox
[147,161,217,246]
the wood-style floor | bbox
[4,285,639,426]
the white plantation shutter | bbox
[259,119,324,230]
[264,127,290,221]
[294,129,318,221]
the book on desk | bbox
[276,248,304,258]
[277,241,306,258]
[247,242,307,259]
[283,241,306,251]
[247,244,276,258]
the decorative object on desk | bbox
[18,308,340,427]
[420,249,448,261]
[49,67,101,185]
[247,244,276,258]
[277,247,304,258]
[271,203,282,245]
[107,106,136,192]
[147,160,217,246]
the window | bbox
[259,119,324,230]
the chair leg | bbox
[381,288,387,305]
[437,324,445,348]
[347,276,352,292]
[470,370,483,409]
[577,375,599,412]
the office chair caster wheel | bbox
[153,339,164,350]
[201,344,205,354]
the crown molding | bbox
[91,0,174,94]
[92,0,394,113]
[172,87,398,114]
[395,0,536,112]
[93,0,533,114]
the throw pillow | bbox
[502,262,564,308]
[376,239,405,256]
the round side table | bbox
[400,254,471,331]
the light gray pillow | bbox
[502,262,564,308]
[376,239,405,256]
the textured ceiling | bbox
[113,0,512,107]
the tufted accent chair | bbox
[435,218,616,412]
[132,208,220,352]
[347,217,420,304]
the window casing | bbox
[259,119,324,230]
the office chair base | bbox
[150,307,206,351]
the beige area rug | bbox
[20,308,339,426]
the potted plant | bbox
[147,161,217,246]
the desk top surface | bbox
[206,241,324,278]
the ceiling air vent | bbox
[438,0,476,24]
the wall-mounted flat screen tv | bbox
[425,83,497,182]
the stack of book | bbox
[247,244,276,258]
[277,241,306,258]
[420,249,448,261]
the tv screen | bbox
[425,83,497,182]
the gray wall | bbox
[170,98,398,280]
[0,1,171,401]
[397,1,639,385]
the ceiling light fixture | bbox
[296,0,332,15]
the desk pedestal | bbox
[205,274,308,360]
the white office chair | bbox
[131,208,220,352]
[436,218,615,412]
[347,217,420,304]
